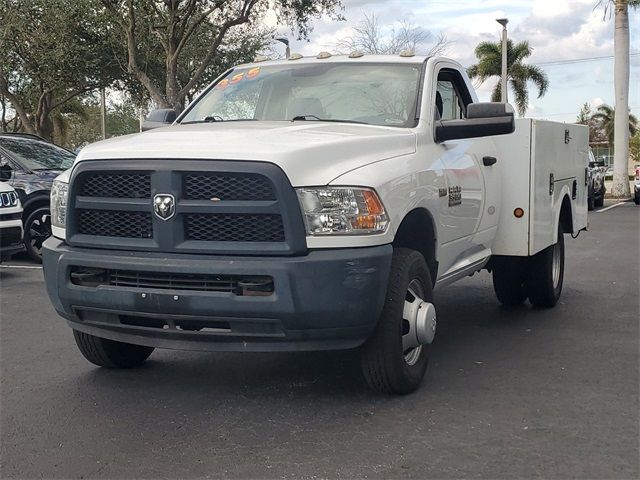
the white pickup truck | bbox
[43,54,588,394]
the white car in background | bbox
[0,182,23,260]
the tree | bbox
[597,0,639,197]
[467,39,549,117]
[334,13,448,56]
[590,104,638,146]
[630,132,640,165]
[576,103,605,143]
[0,0,121,140]
[100,0,344,113]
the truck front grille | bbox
[79,172,151,198]
[67,160,307,256]
[184,173,275,201]
[185,214,285,242]
[78,210,153,238]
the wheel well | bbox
[393,208,438,284]
[22,195,50,220]
[559,195,573,234]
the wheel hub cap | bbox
[402,280,437,366]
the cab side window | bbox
[435,69,472,121]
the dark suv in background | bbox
[0,133,75,261]
[587,148,605,211]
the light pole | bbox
[496,18,508,104]
[274,37,290,59]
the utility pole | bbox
[275,37,290,59]
[496,18,509,104]
[100,87,107,140]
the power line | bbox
[535,53,640,66]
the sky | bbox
[270,0,639,123]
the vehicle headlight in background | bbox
[50,179,69,230]
[296,187,389,235]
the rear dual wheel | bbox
[492,230,565,308]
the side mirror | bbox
[435,102,515,143]
[0,158,12,181]
[141,109,177,131]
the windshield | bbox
[180,63,422,128]
[0,137,75,171]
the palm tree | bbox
[591,104,638,146]
[467,39,549,116]
[609,0,639,196]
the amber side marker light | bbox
[514,207,525,218]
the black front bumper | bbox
[43,238,392,352]
[0,226,24,257]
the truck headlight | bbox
[51,179,69,230]
[296,187,389,235]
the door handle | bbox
[482,156,497,166]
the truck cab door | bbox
[431,66,501,276]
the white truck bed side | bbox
[492,119,588,256]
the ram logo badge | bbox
[153,194,176,221]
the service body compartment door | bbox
[530,121,588,255]
[492,119,588,257]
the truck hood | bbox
[76,121,416,186]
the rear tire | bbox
[587,193,595,211]
[492,256,528,306]
[360,248,433,395]
[526,231,565,308]
[73,330,154,368]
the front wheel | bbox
[526,231,565,308]
[360,248,435,395]
[73,330,154,368]
[634,189,640,205]
[24,206,51,262]
[594,187,605,208]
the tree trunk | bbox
[612,0,631,197]
[35,91,54,141]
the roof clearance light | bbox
[288,53,303,61]
[399,49,415,58]
[349,51,364,58]
[317,51,332,59]
[253,55,269,63]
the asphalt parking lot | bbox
[1,201,638,479]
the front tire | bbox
[634,190,640,205]
[73,330,154,368]
[594,186,605,208]
[24,206,51,262]
[526,231,565,308]
[360,248,433,395]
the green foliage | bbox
[590,104,638,145]
[63,97,140,150]
[630,132,640,163]
[576,102,608,143]
[100,0,344,111]
[0,0,122,139]
[467,39,549,117]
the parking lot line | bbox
[0,264,42,270]
[597,202,629,213]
